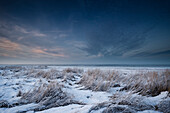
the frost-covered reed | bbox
[79,69,170,96]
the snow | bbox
[90,107,106,113]
[0,66,169,113]
[0,103,38,113]
[64,87,111,104]
[37,104,93,113]
[137,110,162,113]
[143,91,169,106]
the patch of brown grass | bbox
[63,68,84,73]
[20,82,73,110]
[123,69,170,96]
[79,69,170,96]
[79,69,121,91]
[32,69,63,79]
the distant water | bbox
[1,64,170,68]
[46,64,170,67]
[0,64,170,71]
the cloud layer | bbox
[0,0,170,64]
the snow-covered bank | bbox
[0,66,169,113]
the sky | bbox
[0,0,170,64]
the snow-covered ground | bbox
[0,65,169,113]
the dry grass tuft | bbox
[79,69,170,96]
[25,69,38,76]
[16,90,22,97]
[62,73,76,82]
[26,68,82,83]
[20,82,73,110]
[0,70,8,76]
[63,68,84,73]
[0,66,25,72]
[123,69,170,96]
[79,69,121,91]
[30,69,63,79]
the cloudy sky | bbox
[0,0,170,64]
